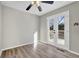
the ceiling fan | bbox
[26,1,54,12]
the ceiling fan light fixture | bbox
[26,1,54,12]
[36,1,40,6]
[31,1,40,6]
[32,1,36,5]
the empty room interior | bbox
[0,1,79,58]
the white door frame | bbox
[47,10,69,49]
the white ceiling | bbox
[1,1,74,16]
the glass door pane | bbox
[57,16,65,45]
[48,19,55,42]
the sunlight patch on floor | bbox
[34,32,38,49]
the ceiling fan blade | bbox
[38,6,42,12]
[41,1,54,4]
[26,4,32,10]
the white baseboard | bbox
[1,42,34,51]
[40,41,79,56]
[67,49,79,56]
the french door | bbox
[47,11,69,49]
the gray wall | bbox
[2,5,39,50]
[0,3,2,51]
[40,2,79,53]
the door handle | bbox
[53,30,55,33]
[53,32,55,33]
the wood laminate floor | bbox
[1,42,79,58]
